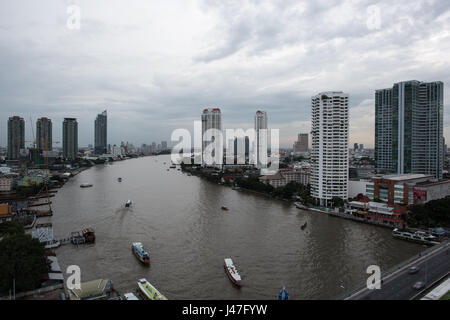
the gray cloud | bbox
[0,0,449,148]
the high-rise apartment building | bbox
[311,92,349,206]
[255,110,268,168]
[63,118,78,160]
[201,108,222,166]
[94,110,107,155]
[7,116,25,160]
[375,81,443,179]
[293,133,309,153]
[36,117,52,151]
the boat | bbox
[278,287,289,300]
[301,222,307,230]
[118,178,122,182]
[221,206,229,211]
[125,200,132,208]
[80,183,93,188]
[44,240,61,249]
[131,242,150,265]
[392,228,440,246]
[123,292,139,300]
[137,279,168,300]
[170,165,176,169]
[82,228,96,243]
[224,258,242,287]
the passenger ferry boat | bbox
[392,228,440,246]
[131,242,150,265]
[224,258,242,287]
[137,279,167,300]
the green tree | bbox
[331,196,345,208]
[0,233,50,295]
[407,197,450,228]
[0,222,25,238]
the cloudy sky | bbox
[1,0,449,148]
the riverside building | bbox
[311,92,349,206]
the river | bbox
[51,155,423,299]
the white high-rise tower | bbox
[255,110,267,168]
[311,92,349,206]
[201,108,222,167]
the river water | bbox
[51,155,423,299]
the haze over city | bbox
[1,0,450,147]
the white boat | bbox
[44,240,61,249]
[123,292,139,300]
[224,258,242,286]
[392,228,440,246]
[125,200,132,208]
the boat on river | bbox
[132,242,150,265]
[221,206,229,211]
[80,183,93,188]
[301,222,307,230]
[137,279,167,300]
[118,177,122,182]
[224,258,242,287]
[125,200,132,208]
[392,228,440,246]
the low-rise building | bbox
[0,176,15,192]
[279,168,310,185]
[347,201,406,227]
[259,172,286,188]
[260,168,311,188]
[366,174,450,206]
[17,175,45,188]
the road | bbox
[346,241,450,300]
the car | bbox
[413,281,425,290]
[408,266,420,274]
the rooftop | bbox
[374,173,433,181]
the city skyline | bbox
[0,1,449,148]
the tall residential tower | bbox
[375,81,444,179]
[255,110,268,168]
[63,118,78,160]
[94,110,107,155]
[36,117,52,151]
[7,116,25,160]
[311,92,349,206]
[201,108,222,167]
